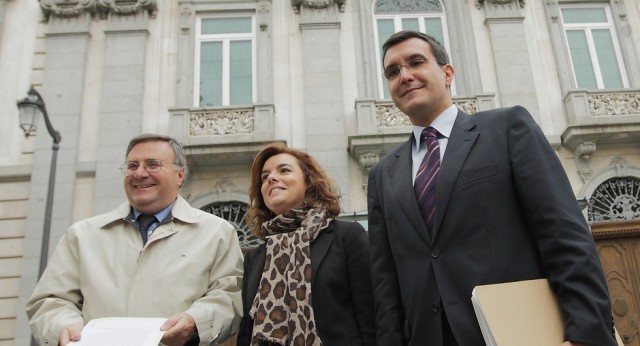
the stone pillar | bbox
[14,1,94,343]
[295,0,351,209]
[92,0,157,214]
[0,0,10,48]
[480,0,540,122]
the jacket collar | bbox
[96,195,199,228]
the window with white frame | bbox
[373,0,451,99]
[560,4,628,89]
[194,15,256,107]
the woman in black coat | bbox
[237,142,376,346]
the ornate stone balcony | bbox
[169,104,278,166]
[563,89,640,149]
[563,89,640,182]
[348,95,495,188]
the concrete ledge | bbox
[0,165,31,183]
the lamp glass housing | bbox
[18,103,40,136]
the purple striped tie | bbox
[414,127,440,234]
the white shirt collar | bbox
[412,104,458,150]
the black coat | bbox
[237,220,376,346]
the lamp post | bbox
[17,86,61,279]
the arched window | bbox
[373,0,451,98]
[202,201,262,247]
[588,177,640,222]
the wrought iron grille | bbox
[202,201,262,248]
[588,177,640,222]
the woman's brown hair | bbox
[245,142,341,237]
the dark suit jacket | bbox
[237,220,376,346]
[368,106,615,346]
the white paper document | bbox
[68,317,167,346]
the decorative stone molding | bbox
[475,0,525,9]
[291,0,346,14]
[40,0,99,22]
[546,0,559,23]
[258,0,272,31]
[589,91,640,117]
[359,153,380,190]
[97,0,157,18]
[40,0,157,21]
[375,0,441,12]
[574,141,596,182]
[562,89,640,150]
[179,3,192,34]
[190,109,254,136]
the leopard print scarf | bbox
[250,207,332,346]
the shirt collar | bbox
[132,199,176,222]
[412,104,458,150]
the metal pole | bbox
[38,140,59,278]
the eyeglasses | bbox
[120,159,180,176]
[382,57,428,81]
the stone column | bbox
[295,0,351,209]
[14,1,94,343]
[480,0,540,122]
[92,0,157,214]
[0,0,10,48]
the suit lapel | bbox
[433,111,478,238]
[388,138,433,246]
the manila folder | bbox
[471,278,563,346]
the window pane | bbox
[200,42,223,107]
[377,19,394,54]
[401,18,419,31]
[377,19,394,99]
[561,8,607,24]
[424,18,444,46]
[202,18,252,35]
[592,29,623,88]
[230,40,253,105]
[566,30,597,89]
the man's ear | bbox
[443,64,455,88]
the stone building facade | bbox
[1,0,639,344]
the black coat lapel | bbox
[433,111,478,238]
[388,138,432,246]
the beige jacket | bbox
[26,196,243,345]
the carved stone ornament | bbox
[40,0,98,22]
[375,0,442,13]
[376,104,412,128]
[97,0,157,18]
[589,91,640,117]
[574,141,596,182]
[475,0,525,9]
[189,109,255,136]
[291,0,346,13]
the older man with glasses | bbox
[26,133,244,346]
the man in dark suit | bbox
[368,30,616,346]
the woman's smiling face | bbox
[260,153,308,215]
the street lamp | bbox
[17,86,61,279]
